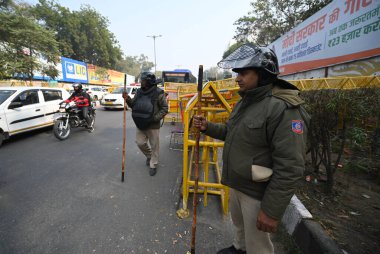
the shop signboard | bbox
[60,57,88,83]
[87,64,125,86]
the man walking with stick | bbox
[124,72,168,176]
[193,43,310,254]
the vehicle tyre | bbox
[53,120,71,140]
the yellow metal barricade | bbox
[177,82,233,218]
[288,75,380,90]
[164,79,240,123]
[164,82,197,123]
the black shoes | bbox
[149,167,157,176]
[216,245,246,254]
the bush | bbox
[301,88,380,192]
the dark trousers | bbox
[81,107,91,126]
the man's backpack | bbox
[131,88,160,130]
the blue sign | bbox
[61,57,88,83]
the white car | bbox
[100,86,138,110]
[0,87,70,146]
[84,86,107,101]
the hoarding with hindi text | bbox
[269,0,380,76]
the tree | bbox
[73,5,122,68]
[115,54,154,80]
[204,67,224,81]
[233,0,332,46]
[32,0,123,69]
[31,0,76,57]
[0,0,13,9]
[0,0,60,80]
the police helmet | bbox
[140,72,159,86]
[217,43,279,75]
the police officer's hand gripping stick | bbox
[121,74,127,182]
[190,65,203,254]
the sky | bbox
[26,0,252,75]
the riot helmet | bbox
[72,83,82,92]
[218,43,280,85]
[140,72,159,86]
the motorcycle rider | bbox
[64,83,94,131]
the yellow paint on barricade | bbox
[164,79,239,123]
[164,82,197,123]
[288,75,380,90]
[177,82,232,218]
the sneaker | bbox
[146,157,151,166]
[149,167,157,176]
[216,245,246,254]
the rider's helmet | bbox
[140,72,158,86]
[72,83,82,92]
[217,43,280,85]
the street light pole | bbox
[147,35,162,74]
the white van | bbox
[100,86,139,109]
[0,87,70,146]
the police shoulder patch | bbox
[291,120,303,134]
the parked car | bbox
[84,86,107,101]
[100,86,138,110]
[0,87,70,147]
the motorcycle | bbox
[53,101,96,140]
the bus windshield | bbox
[162,69,196,83]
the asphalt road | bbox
[0,107,235,254]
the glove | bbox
[122,92,130,99]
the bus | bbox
[161,69,196,83]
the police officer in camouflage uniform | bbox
[193,43,310,254]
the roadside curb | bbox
[282,195,344,254]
